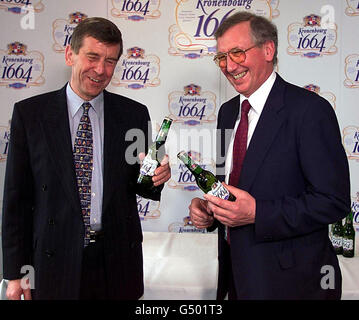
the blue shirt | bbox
[66,83,104,231]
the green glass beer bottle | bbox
[137,117,172,189]
[331,220,343,255]
[177,150,236,202]
[342,211,355,258]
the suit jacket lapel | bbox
[239,75,287,191]
[102,91,126,214]
[217,95,240,180]
[40,85,81,213]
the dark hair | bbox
[214,12,278,66]
[70,17,123,59]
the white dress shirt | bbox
[225,71,277,183]
[66,83,104,231]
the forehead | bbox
[217,21,253,52]
[80,36,121,57]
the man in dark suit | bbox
[2,17,170,300]
[189,12,350,299]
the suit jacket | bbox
[215,74,350,299]
[2,85,161,299]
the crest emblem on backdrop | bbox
[168,84,216,126]
[52,12,88,53]
[345,0,359,16]
[0,0,44,14]
[287,13,338,58]
[344,54,359,88]
[168,0,279,59]
[168,150,215,192]
[112,46,160,89]
[0,42,45,89]
[343,126,359,161]
[168,215,206,233]
[303,84,336,110]
[0,121,10,162]
[136,195,161,221]
[110,0,161,21]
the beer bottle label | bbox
[331,236,342,249]
[140,156,157,176]
[208,182,230,200]
[343,239,354,251]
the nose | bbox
[225,54,238,73]
[94,61,105,75]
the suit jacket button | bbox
[42,184,47,191]
[45,250,54,258]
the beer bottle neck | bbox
[345,212,353,225]
[155,118,172,143]
[187,162,203,175]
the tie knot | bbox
[241,100,251,115]
[82,102,91,115]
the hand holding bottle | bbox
[139,152,171,187]
[137,117,172,190]
[204,183,256,228]
[189,197,214,229]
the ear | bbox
[65,45,74,66]
[263,40,275,63]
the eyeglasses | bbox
[213,45,257,68]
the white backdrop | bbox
[0,0,358,279]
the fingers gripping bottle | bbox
[137,117,172,189]
[177,150,236,202]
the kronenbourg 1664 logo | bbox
[168,84,216,126]
[287,14,337,58]
[0,0,44,14]
[343,126,359,161]
[0,42,45,89]
[110,0,161,21]
[52,12,88,53]
[344,54,359,88]
[352,192,359,229]
[168,216,206,233]
[112,47,160,89]
[168,150,215,191]
[303,84,336,110]
[137,195,161,220]
[0,121,10,162]
[345,0,359,16]
[169,0,278,59]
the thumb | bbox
[138,152,146,162]
[23,288,32,300]
[160,154,169,166]
[222,182,240,196]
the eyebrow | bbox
[86,52,118,62]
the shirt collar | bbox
[239,71,276,115]
[66,82,103,118]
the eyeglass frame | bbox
[213,44,258,67]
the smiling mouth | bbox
[89,76,100,83]
[233,71,247,80]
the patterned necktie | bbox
[229,99,251,187]
[226,99,251,244]
[73,102,93,246]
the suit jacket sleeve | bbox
[2,103,34,280]
[254,93,350,242]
